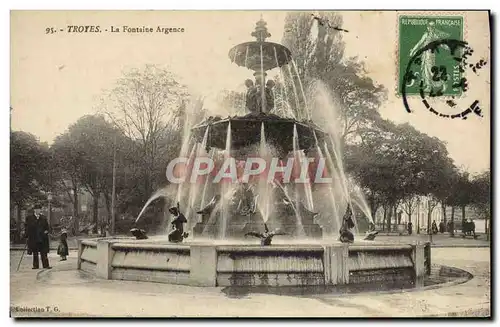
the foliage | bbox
[51,115,131,231]
[469,170,491,219]
[346,120,456,215]
[100,65,193,200]
[10,131,52,207]
[280,12,387,143]
[215,89,246,116]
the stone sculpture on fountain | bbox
[168,202,189,243]
[339,204,355,243]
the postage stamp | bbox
[398,15,464,97]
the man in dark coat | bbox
[24,205,51,269]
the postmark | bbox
[398,15,464,97]
[401,38,488,119]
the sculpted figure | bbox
[245,79,259,113]
[339,204,355,243]
[245,223,287,246]
[168,202,189,243]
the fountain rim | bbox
[228,41,293,69]
[191,116,328,135]
[80,237,425,251]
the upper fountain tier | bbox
[191,113,327,158]
[191,18,328,157]
[228,18,292,72]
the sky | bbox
[10,10,491,174]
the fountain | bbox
[189,18,325,239]
[77,18,430,289]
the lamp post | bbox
[426,198,433,244]
[111,135,117,235]
[416,197,421,234]
[47,192,53,232]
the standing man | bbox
[24,204,51,269]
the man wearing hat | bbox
[24,204,51,269]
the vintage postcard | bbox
[10,10,491,318]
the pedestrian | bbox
[439,221,445,233]
[468,219,477,238]
[24,204,51,269]
[407,221,413,235]
[431,220,438,234]
[57,229,69,261]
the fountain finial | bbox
[251,18,271,42]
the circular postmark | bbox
[402,38,488,120]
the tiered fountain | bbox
[188,18,326,240]
[77,18,430,289]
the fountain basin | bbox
[77,238,430,288]
[191,113,328,156]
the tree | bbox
[51,132,84,233]
[52,115,131,233]
[280,12,387,144]
[215,89,246,116]
[402,195,418,227]
[346,120,455,232]
[470,170,491,239]
[10,131,52,241]
[101,65,193,201]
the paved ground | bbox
[9,246,490,318]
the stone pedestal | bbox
[323,245,349,285]
[96,240,114,280]
[424,242,431,275]
[76,239,83,270]
[412,243,426,287]
[190,245,217,286]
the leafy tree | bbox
[215,89,246,116]
[101,65,193,201]
[10,131,52,241]
[52,115,131,233]
[402,195,418,226]
[470,170,491,239]
[51,132,84,233]
[346,120,455,231]
[280,11,387,144]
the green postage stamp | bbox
[398,15,464,96]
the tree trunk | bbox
[104,192,112,235]
[393,205,397,230]
[368,194,378,221]
[450,206,455,236]
[382,206,387,231]
[416,201,420,234]
[442,202,447,225]
[387,205,393,232]
[92,194,99,234]
[104,193,112,224]
[427,207,432,235]
[461,205,466,225]
[485,216,488,241]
